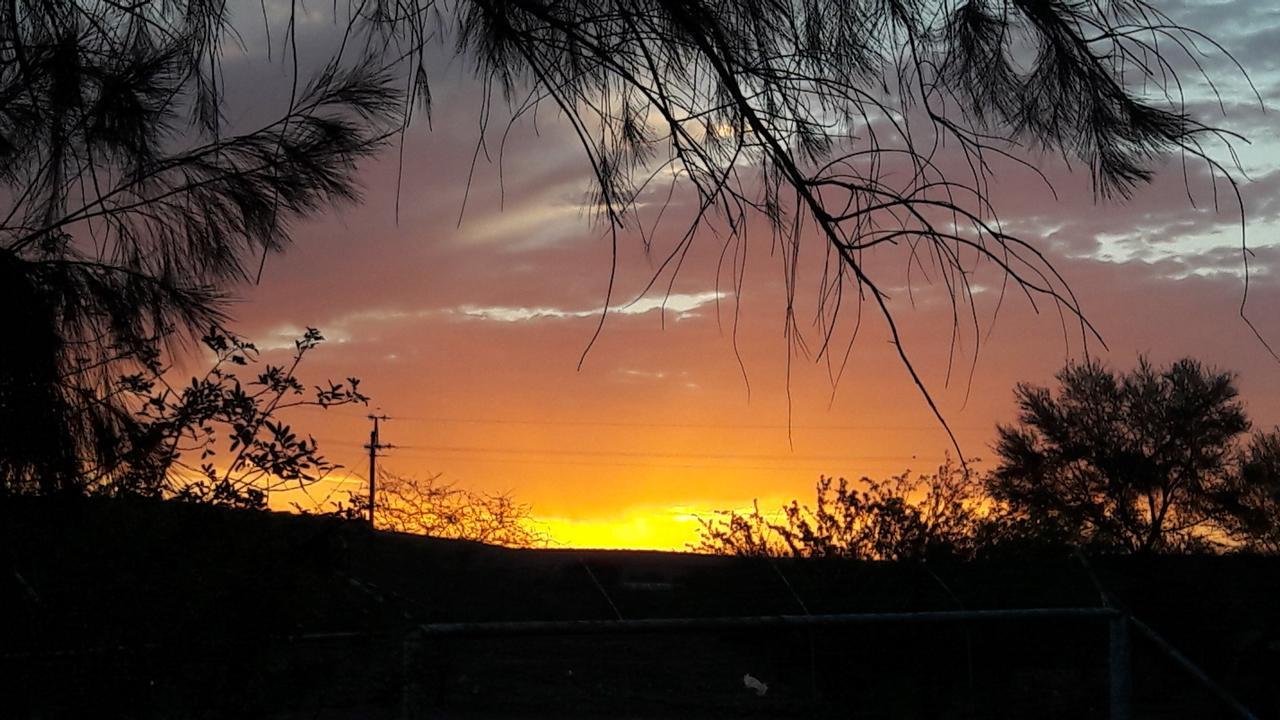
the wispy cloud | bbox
[254,324,352,351]
[449,290,729,323]
[455,305,585,322]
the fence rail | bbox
[410,606,1120,638]
[404,607,1136,719]
[403,606,1262,720]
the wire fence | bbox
[3,607,1263,719]
[400,608,1261,720]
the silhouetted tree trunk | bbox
[0,250,75,494]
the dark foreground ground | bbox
[3,497,1279,719]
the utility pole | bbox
[363,414,392,526]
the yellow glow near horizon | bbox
[535,500,788,551]
[537,507,706,551]
[267,475,752,551]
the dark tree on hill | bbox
[1,1,1256,491]
[1217,430,1280,554]
[988,358,1251,554]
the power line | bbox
[317,410,985,433]
[315,438,933,473]
[372,443,932,464]
[316,436,937,465]
[408,416,981,432]
[360,453,933,473]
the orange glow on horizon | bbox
[539,512,696,551]
[267,474,794,551]
[538,504,728,551]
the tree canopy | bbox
[0,2,398,492]
[1,0,1256,492]
[1217,430,1280,554]
[989,357,1252,553]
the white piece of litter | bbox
[743,673,768,696]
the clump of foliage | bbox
[1,326,367,508]
[332,472,549,548]
[695,457,987,561]
[1215,431,1280,554]
[139,327,368,508]
[989,358,1252,554]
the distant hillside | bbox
[3,497,1278,718]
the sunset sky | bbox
[208,0,1280,549]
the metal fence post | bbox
[1109,614,1132,720]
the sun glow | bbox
[538,506,709,551]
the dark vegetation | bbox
[1,323,367,506]
[4,356,1280,717]
[0,0,398,494]
[699,357,1280,560]
[333,471,551,548]
[4,496,1280,718]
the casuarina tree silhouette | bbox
[1215,430,1280,553]
[0,3,399,492]
[0,0,1257,491]
[988,357,1252,553]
